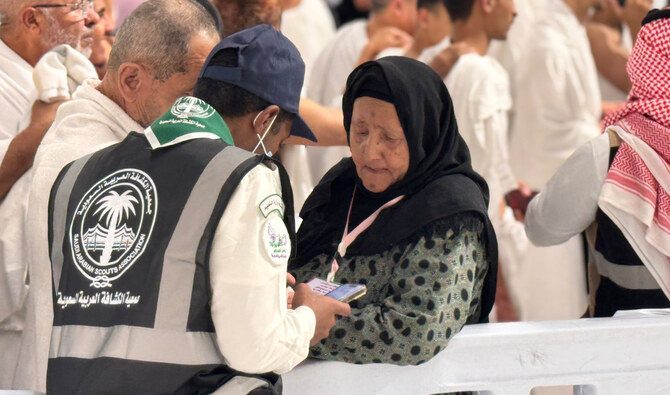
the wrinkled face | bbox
[90,0,115,78]
[40,0,99,57]
[349,96,410,193]
[136,32,218,127]
[487,0,517,40]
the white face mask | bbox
[252,112,278,157]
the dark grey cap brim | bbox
[290,114,317,142]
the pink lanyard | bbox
[326,188,405,282]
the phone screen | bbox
[326,284,364,301]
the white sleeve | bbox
[525,133,610,246]
[209,163,316,375]
[484,110,518,195]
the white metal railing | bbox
[283,310,670,395]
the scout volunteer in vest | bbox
[45,25,350,394]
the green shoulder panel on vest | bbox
[145,96,235,149]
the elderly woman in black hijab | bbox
[289,57,497,366]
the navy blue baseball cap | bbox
[198,24,317,142]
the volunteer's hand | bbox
[292,283,351,346]
[286,272,296,286]
[286,273,296,309]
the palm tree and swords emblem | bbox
[70,168,157,288]
[86,190,139,266]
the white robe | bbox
[445,53,528,312]
[281,0,337,212]
[446,53,516,218]
[376,35,451,63]
[510,0,601,190]
[306,19,367,109]
[0,42,96,389]
[11,80,142,392]
[0,39,35,164]
[281,0,336,92]
[508,0,597,321]
[488,0,548,99]
[304,19,368,185]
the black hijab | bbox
[291,57,497,322]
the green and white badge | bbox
[145,96,234,149]
[262,217,290,265]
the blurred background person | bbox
[305,0,415,185]
[525,7,670,317]
[0,0,99,387]
[376,0,452,61]
[330,0,371,26]
[586,0,652,112]
[508,0,605,321]
[90,0,116,78]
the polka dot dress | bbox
[292,212,488,366]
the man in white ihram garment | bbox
[281,0,337,211]
[0,0,99,388]
[509,0,605,320]
[8,1,220,391]
[305,0,416,184]
[442,0,533,319]
[376,0,452,62]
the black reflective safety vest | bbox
[46,132,295,394]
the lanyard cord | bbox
[326,187,405,282]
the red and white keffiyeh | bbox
[599,12,670,297]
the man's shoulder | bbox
[449,54,509,92]
[324,19,368,56]
[447,54,511,119]
[336,19,367,37]
[41,84,139,152]
[241,159,281,183]
[529,12,583,52]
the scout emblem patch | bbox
[145,96,234,149]
[69,168,158,288]
[263,217,290,265]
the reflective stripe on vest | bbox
[50,153,95,290]
[50,324,224,364]
[591,247,660,290]
[155,146,254,331]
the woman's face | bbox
[349,96,410,193]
